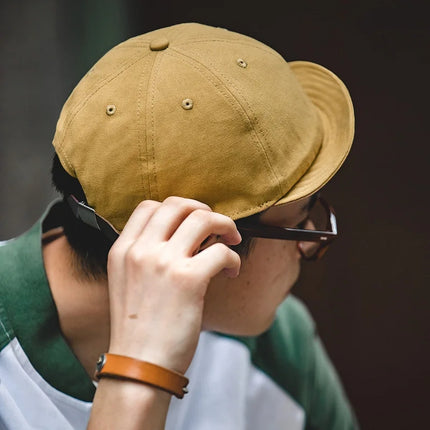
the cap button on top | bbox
[150,37,169,51]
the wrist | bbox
[108,338,194,374]
[97,376,172,402]
[95,353,189,399]
[89,377,172,429]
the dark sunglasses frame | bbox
[234,196,337,261]
[67,195,121,243]
[67,194,337,261]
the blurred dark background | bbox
[1,1,428,428]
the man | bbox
[0,23,358,429]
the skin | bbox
[203,198,310,336]
[43,195,313,429]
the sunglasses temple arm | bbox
[67,195,120,243]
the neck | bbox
[42,229,111,378]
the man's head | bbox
[52,22,353,229]
[51,23,354,302]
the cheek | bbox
[256,240,299,275]
[202,240,302,335]
[258,240,302,298]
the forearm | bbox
[88,197,241,428]
[88,378,171,430]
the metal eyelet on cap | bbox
[237,58,247,68]
[182,98,193,110]
[106,105,116,116]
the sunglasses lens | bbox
[307,199,329,231]
[298,199,332,260]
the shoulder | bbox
[249,295,319,394]
[0,237,21,352]
[228,295,359,429]
[224,295,318,400]
[275,294,316,339]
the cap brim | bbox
[275,61,355,205]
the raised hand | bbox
[107,196,242,374]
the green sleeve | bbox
[303,327,359,430]
[234,295,360,429]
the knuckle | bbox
[136,200,160,211]
[163,196,211,212]
[108,242,124,262]
[152,252,172,273]
[124,245,148,268]
[211,242,230,256]
[210,211,234,227]
[163,196,194,213]
[163,196,183,205]
[188,208,210,223]
[123,244,176,275]
[192,200,212,211]
[217,211,235,225]
[222,215,237,231]
[188,211,235,234]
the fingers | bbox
[112,196,242,281]
[140,197,212,243]
[125,197,241,257]
[118,197,211,244]
[118,200,162,243]
[168,210,241,255]
[191,242,241,279]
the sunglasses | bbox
[234,196,337,261]
[67,194,337,261]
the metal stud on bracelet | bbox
[94,353,189,399]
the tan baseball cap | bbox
[53,22,354,231]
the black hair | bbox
[51,153,112,279]
[50,152,254,280]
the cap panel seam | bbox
[166,48,282,198]
[136,52,157,203]
[146,52,164,201]
[197,52,324,199]
[229,199,276,219]
[192,54,280,184]
[173,40,305,147]
[180,46,301,169]
[55,50,152,173]
[173,38,285,63]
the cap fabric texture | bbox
[53,22,354,231]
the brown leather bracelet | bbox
[94,353,189,399]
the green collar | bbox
[0,201,96,401]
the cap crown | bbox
[53,23,323,230]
